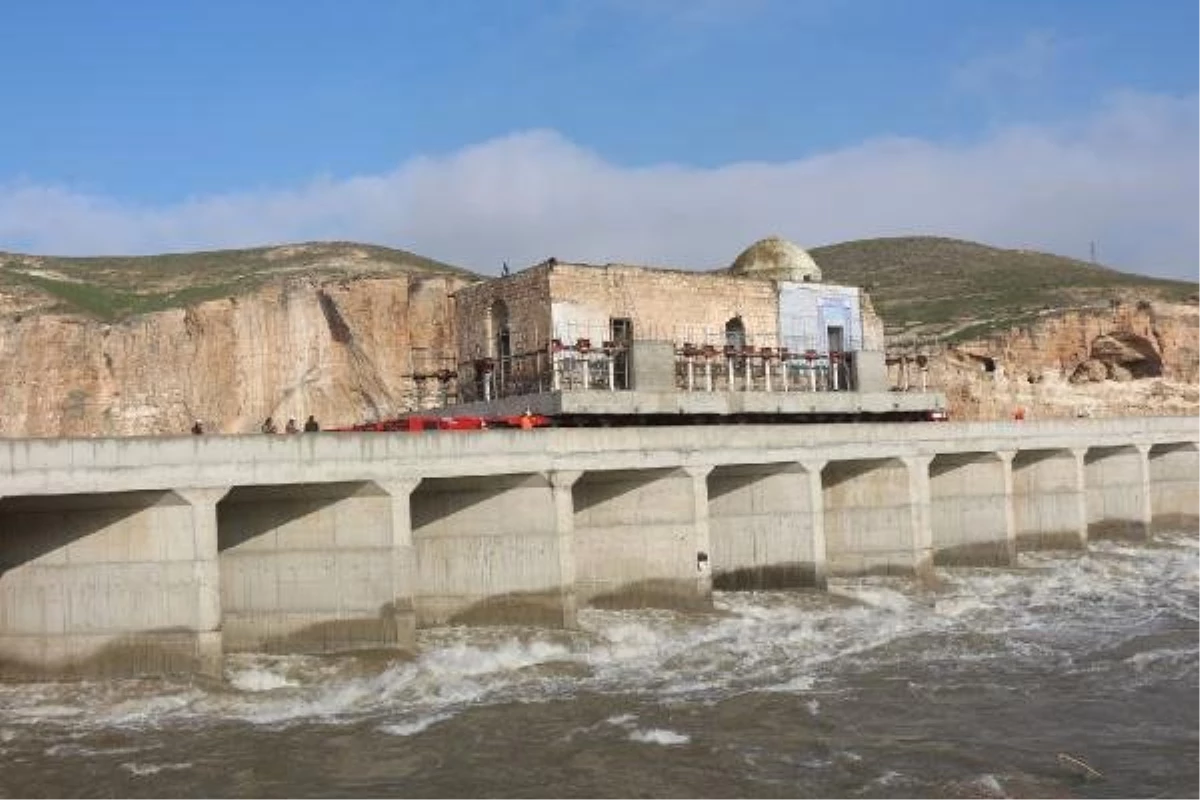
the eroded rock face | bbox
[0,274,472,437]
[922,301,1199,420]
[1070,359,1109,384]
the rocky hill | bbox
[0,237,1195,436]
[0,243,478,437]
[812,236,1196,341]
[809,236,1198,421]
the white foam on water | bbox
[227,666,299,692]
[857,768,907,793]
[378,711,456,737]
[1122,645,1198,685]
[45,742,146,757]
[974,773,1009,798]
[605,713,637,726]
[0,538,1192,732]
[7,704,85,720]
[120,761,192,777]
[628,727,689,745]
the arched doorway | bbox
[488,300,511,396]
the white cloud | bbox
[953,30,1063,94]
[0,91,1196,280]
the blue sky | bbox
[0,0,1196,278]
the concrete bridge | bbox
[0,416,1196,679]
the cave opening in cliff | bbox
[1090,332,1164,380]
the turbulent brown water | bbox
[1,534,1196,799]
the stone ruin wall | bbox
[453,264,552,364]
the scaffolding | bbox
[457,323,878,402]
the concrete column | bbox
[1084,445,1151,540]
[411,472,571,627]
[1011,448,1087,551]
[706,462,824,590]
[904,455,935,582]
[1148,442,1200,533]
[176,486,228,675]
[929,452,1015,566]
[573,467,713,610]
[821,457,924,578]
[381,479,420,651]
[550,470,582,628]
[0,488,227,679]
[801,460,828,590]
[1000,450,1017,557]
[217,481,409,654]
[686,465,714,603]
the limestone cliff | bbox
[911,301,1199,421]
[0,267,474,437]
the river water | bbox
[1,533,1196,799]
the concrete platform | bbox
[429,389,946,420]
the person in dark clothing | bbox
[303,415,320,432]
[261,416,278,434]
[285,418,299,434]
[191,420,204,435]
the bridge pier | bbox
[707,461,826,589]
[410,472,574,627]
[0,489,223,679]
[1012,448,1087,551]
[1148,442,1199,533]
[822,456,933,579]
[572,467,713,610]
[930,451,1015,566]
[1084,445,1151,540]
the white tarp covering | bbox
[778,283,864,353]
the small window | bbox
[724,316,746,349]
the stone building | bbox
[449,237,936,419]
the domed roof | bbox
[730,236,822,282]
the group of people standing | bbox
[192,415,321,435]
[261,415,319,434]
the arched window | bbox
[724,316,746,350]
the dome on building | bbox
[729,236,823,283]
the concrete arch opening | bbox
[0,490,220,679]
[929,452,1014,566]
[707,462,823,589]
[822,457,926,578]
[1084,445,1149,540]
[1148,442,1199,533]
[410,472,571,628]
[217,481,407,654]
[573,467,710,611]
[1011,449,1085,551]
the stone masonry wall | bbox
[453,265,553,363]
[546,264,779,348]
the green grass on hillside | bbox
[811,236,1197,341]
[0,241,478,322]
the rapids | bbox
[1,533,1196,798]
